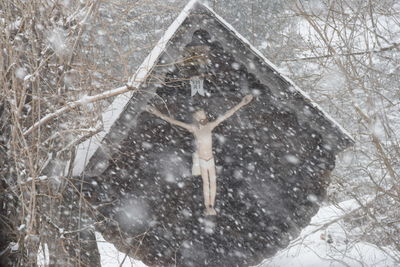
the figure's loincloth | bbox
[199,157,215,168]
[192,152,215,175]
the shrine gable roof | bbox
[73,0,353,176]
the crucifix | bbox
[146,95,253,216]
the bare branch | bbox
[23,85,134,136]
[282,42,400,61]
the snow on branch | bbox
[23,85,134,137]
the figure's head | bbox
[193,109,207,125]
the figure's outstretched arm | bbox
[210,95,253,129]
[146,106,194,132]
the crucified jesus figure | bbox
[146,95,253,216]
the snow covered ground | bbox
[97,232,146,267]
[98,199,398,267]
[260,199,398,267]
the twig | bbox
[23,85,133,136]
[282,42,400,62]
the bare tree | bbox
[0,0,192,265]
[0,0,106,264]
[283,0,400,261]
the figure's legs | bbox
[200,172,217,215]
[208,166,217,213]
[200,166,212,214]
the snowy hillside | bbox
[261,200,398,267]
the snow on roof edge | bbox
[72,0,199,176]
[201,3,355,144]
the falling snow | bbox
[2,0,400,266]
